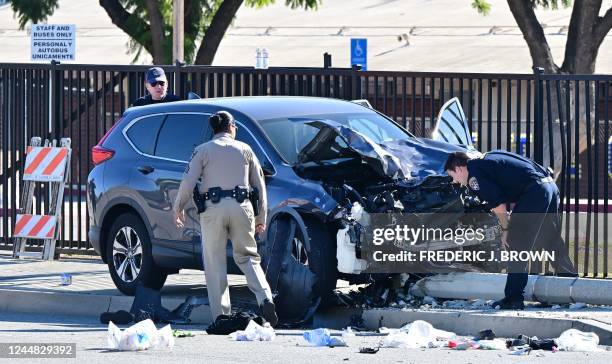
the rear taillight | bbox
[92,118,121,165]
[92,145,115,165]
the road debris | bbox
[172,329,195,338]
[359,346,380,354]
[303,328,347,347]
[229,320,275,341]
[107,319,174,351]
[381,320,455,348]
[555,329,602,352]
[341,327,356,338]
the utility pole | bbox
[173,0,184,63]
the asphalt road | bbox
[0,312,609,364]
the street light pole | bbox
[173,0,184,63]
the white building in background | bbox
[0,0,610,73]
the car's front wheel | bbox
[106,212,167,295]
[264,214,337,321]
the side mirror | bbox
[262,163,275,176]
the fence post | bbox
[351,64,362,100]
[533,67,545,165]
[50,60,62,141]
[174,60,184,98]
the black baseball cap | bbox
[146,67,166,84]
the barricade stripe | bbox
[42,148,68,176]
[39,218,57,238]
[45,226,56,238]
[24,147,51,174]
[13,215,33,235]
[19,215,42,236]
[31,148,61,177]
[28,215,52,236]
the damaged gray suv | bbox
[87,96,501,320]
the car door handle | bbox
[137,166,155,175]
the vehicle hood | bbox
[296,120,467,180]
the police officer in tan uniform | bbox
[173,111,277,326]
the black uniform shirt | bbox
[466,151,547,207]
[131,93,181,107]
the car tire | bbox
[106,212,167,295]
[264,214,337,320]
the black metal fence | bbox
[0,62,610,277]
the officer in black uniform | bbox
[444,151,577,309]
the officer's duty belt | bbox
[203,186,251,203]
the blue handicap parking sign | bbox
[351,38,367,71]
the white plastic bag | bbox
[382,320,456,348]
[476,339,507,350]
[229,320,275,341]
[342,327,356,338]
[107,319,175,351]
[555,329,602,352]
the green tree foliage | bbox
[470,0,611,74]
[9,0,320,64]
[10,0,59,29]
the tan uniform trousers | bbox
[199,197,272,320]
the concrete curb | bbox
[0,288,213,324]
[362,308,612,345]
[2,287,611,345]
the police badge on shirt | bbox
[468,176,480,191]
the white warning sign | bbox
[31,24,76,62]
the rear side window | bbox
[126,115,165,155]
[155,113,207,161]
[236,126,274,173]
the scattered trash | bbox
[474,329,496,341]
[476,339,507,350]
[569,302,587,310]
[510,345,532,355]
[328,337,348,347]
[555,329,602,352]
[359,346,380,354]
[107,319,174,351]
[448,340,473,350]
[172,329,195,338]
[506,334,557,351]
[304,328,331,346]
[303,328,347,347]
[342,327,356,338]
[207,312,265,335]
[60,273,72,286]
[382,320,455,349]
[230,320,275,341]
[422,296,436,305]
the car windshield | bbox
[258,112,412,164]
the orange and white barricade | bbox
[13,137,71,260]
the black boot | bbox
[100,310,134,325]
[261,298,278,327]
[492,297,525,310]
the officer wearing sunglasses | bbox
[132,67,181,107]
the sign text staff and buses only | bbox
[31,24,75,62]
